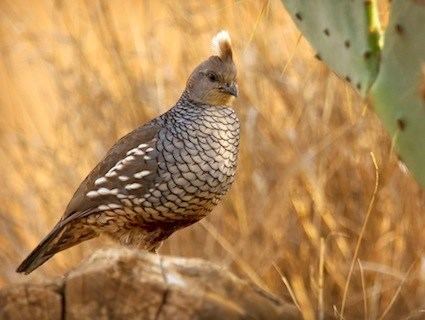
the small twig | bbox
[340,152,379,318]
[378,261,417,320]
[318,237,325,320]
[281,33,302,77]
[244,0,270,54]
[334,305,346,320]
[358,259,368,320]
[200,220,269,293]
[272,263,302,312]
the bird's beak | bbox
[223,83,238,97]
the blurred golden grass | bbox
[0,0,424,319]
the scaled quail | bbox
[17,31,239,274]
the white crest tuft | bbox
[211,30,233,61]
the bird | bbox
[16,30,239,274]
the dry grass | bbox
[0,0,424,319]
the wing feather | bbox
[63,120,162,219]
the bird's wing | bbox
[62,119,163,220]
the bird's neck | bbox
[162,90,232,124]
[174,90,206,111]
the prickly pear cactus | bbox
[370,0,425,186]
[281,0,381,97]
[281,0,425,186]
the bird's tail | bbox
[16,222,96,274]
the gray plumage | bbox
[17,30,240,274]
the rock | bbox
[0,249,300,320]
[0,282,62,320]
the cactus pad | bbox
[370,0,425,186]
[281,0,381,97]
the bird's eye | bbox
[207,73,218,82]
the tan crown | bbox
[211,30,233,62]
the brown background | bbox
[0,1,424,319]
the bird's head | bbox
[185,30,238,107]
